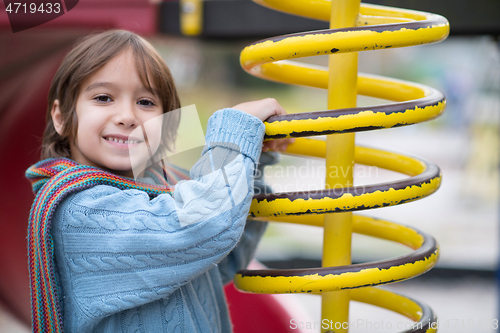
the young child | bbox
[26,29,293,332]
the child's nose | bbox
[115,103,138,127]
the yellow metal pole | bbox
[322,0,360,332]
[180,0,203,36]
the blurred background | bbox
[1,0,499,332]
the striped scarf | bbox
[25,158,190,332]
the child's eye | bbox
[138,99,156,107]
[94,95,112,103]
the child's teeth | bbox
[106,137,139,144]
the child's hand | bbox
[232,98,286,122]
[232,98,295,152]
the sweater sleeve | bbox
[217,151,280,285]
[51,108,265,324]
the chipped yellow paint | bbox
[263,101,445,137]
[322,1,359,326]
[250,176,441,217]
[238,0,447,329]
[234,250,438,293]
[240,25,449,70]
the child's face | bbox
[70,49,163,177]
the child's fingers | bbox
[264,137,296,152]
[234,98,289,122]
[276,138,295,152]
[273,101,287,117]
[268,140,277,150]
[262,98,287,120]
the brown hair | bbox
[41,29,181,159]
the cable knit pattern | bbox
[48,108,272,332]
[202,108,265,165]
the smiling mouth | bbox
[103,136,142,144]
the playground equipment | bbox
[0,1,453,331]
[234,0,449,332]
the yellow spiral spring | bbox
[234,0,449,332]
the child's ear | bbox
[51,100,64,135]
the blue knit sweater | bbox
[50,108,273,332]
